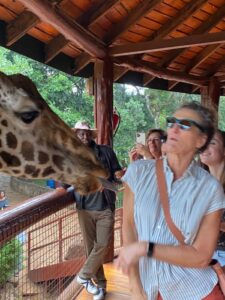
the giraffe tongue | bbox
[98,178,118,192]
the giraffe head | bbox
[0,71,109,194]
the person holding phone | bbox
[129,128,166,162]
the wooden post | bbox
[94,58,115,262]
[94,58,113,146]
[201,78,220,111]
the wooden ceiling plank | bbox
[73,53,94,74]
[6,11,39,46]
[168,81,178,90]
[143,74,155,86]
[18,0,106,58]
[113,66,128,81]
[45,34,69,63]
[109,31,225,57]
[150,0,206,40]
[203,56,225,77]
[104,0,162,44]
[184,44,222,73]
[77,0,119,28]
[114,58,208,86]
[159,5,225,67]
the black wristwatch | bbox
[147,242,155,257]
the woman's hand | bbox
[131,290,147,300]
[129,147,139,162]
[115,241,147,275]
[135,143,153,159]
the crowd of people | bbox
[70,101,225,300]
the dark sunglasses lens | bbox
[179,120,192,130]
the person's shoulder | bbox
[194,163,222,187]
[129,158,155,172]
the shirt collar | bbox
[163,156,197,179]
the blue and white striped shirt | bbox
[123,157,225,300]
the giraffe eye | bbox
[15,111,39,124]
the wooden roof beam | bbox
[159,5,225,67]
[168,81,178,90]
[18,0,106,58]
[45,34,69,63]
[77,0,119,27]
[46,0,118,66]
[143,74,155,86]
[6,11,39,46]
[184,44,222,74]
[73,53,94,74]
[114,58,208,86]
[104,0,162,44]
[192,86,200,93]
[113,66,129,81]
[109,31,225,57]
[203,56,225,77]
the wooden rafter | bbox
[203,56,225,77]
[113,66,129,81]
[6,11,39,46]
[168,81,178,91]
[115,58,208,86]
[45,34,69,63]
[159,5,225,67]
[18,0,106,58]
[184,44,222,74]
[77,0,119,27]
[143,74,155,86]
[104,0,162,44]
[43,0,118,64]
[109,31,225,57]
[73,53,94,74]
[192,86,200,93]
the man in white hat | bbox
[73,120,122,300]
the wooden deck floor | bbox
[76,262,130,300]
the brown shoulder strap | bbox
[156,159,185,245]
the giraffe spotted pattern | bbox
[0,72,108,194]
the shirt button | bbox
[157,225,161,229]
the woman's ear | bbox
[196,133,207,150]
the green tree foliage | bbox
[1,47,224,165]
[0,238,23,286]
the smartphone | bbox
[136,132,146,145]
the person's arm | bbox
[135,143,153,159]
[115,183,147,299]
[116,209,222,275]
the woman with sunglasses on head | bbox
[129,129,166,162]
[115,102,225,300]
[200,130,225,267]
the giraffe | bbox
[0,71,108,194]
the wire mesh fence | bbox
[0,189,123,299]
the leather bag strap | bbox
[156,159,185,245]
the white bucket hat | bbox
[73,121,97,138]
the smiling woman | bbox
[200,130,225,267]
[115,101,225,300]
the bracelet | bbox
[147,242,155,257]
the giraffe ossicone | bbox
[0,71,108,194]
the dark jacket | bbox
[74,140,122,211]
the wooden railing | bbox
[0,187,123,299]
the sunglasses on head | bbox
[166,117,205,132]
